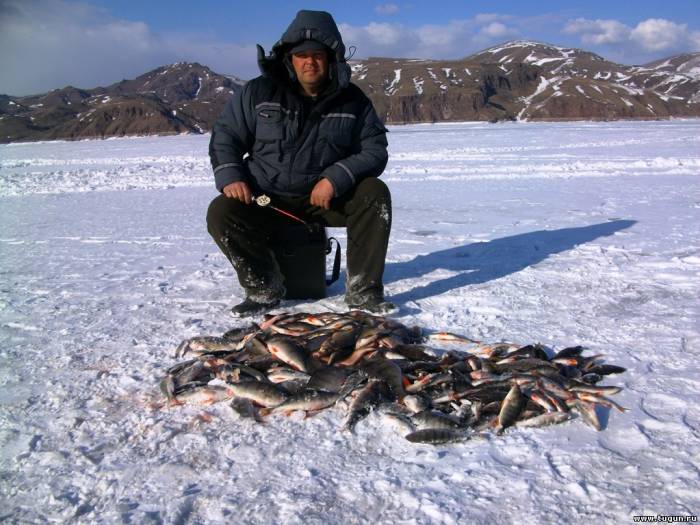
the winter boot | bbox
[346,293,397,315]
[230,297,281,318]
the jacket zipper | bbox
[286,91,342,180]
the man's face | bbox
[291,50,329,93]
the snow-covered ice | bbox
[1,120,699,523]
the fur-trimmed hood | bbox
[257,10,351,89]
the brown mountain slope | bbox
[1,42,699,143]
[0,63,243,143]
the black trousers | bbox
[206,177,392,303]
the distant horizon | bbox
[3,38,697,99]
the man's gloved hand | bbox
[223,181,253,204]
[310,178,335,210]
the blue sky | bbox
[90,0,700,41]
[1,0,699,95]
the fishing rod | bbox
[253,194,307,225]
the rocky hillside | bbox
[634,52,700,104]
[350,41,700,122]
[349,57,539,122]
[1,42,699,142]
[469,41,700,120]
[0,63,244,143]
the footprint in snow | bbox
[597,423,650,458]
[544,449,581,482]
[640,392,688,422]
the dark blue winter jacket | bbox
[209,10,388,198]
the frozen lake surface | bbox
[1,120,699,523]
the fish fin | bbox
[175,340,190,358]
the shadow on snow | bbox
[385,220,636,305]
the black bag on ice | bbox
[270,224,341,300]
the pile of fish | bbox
[160,310,627,444]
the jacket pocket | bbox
[255,109,285,143]
[318,114,356,166]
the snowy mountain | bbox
[348,56,539,123]
[1,42,700,143]
[643,53,700,79]
[0,63,244,143]
[350,41,700,122]
[633,53,700,104]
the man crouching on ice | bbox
[207,10,394,317]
